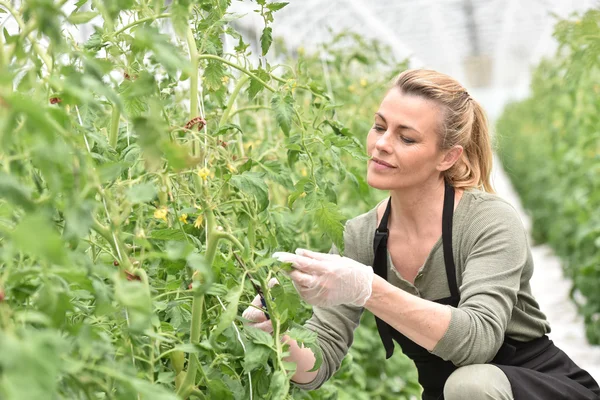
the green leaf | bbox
[312,202,345,252]
[207,379,234,399]
[68,11,98,24]
[247,68,270,100]
[305,341,323,373]
[115,279,152,333]
[63,200,95,240]
[97,162,127,183]
[150,229,188,241]
[128,378,180,400]
[165,241,194,260]
[230,172,270,212]
[170,0,190,38]
[244,326,273,347]
[271,93,294,136]
[0,330,66,400]
[11,213,67,265]
[126,183,157,204]
[209,284,243,348]
[171,343,200,354]
[215,123,242,136]
[242,342,271,372]
[260,27,272,56]
[133,27,190,76]
[268,370,289,400]
[266,2,289,12]
[0,172,35,211]
[204,60,225,91]
[286,323,318,345]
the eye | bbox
[372,125,385,132]
[400,136,416,144]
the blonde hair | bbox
[393,69,494,193]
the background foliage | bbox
[497,9,600,344]
[0,0,420,398]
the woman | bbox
[242,69,600,400]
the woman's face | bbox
[366,87,447,191]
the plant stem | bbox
[91,219,133,271]
[214,231,244,253]
[218,75,249,127]
[190,388,206,399]
[109,105,120,149]
[229,105,271,119]
[186,25,200,156]
[186,27,199,121]
[198,55,276,93]
[219,75,249,156]
[0,29,5,70]
[177,205,217,398]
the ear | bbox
[437,145,463,172]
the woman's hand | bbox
[241,278,278,334]
[273,249,374,308]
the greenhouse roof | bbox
[231,0,593,119]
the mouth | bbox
[371,157,397,168]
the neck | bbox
[388,178,447,237]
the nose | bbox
[374,129,393,154]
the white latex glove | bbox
[241,278,278,334]
[272,249,374,308]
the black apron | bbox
[372,182,600,400]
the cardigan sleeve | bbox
[292,218,366,390]
[431,198,530,365]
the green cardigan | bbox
[294,189,550,391]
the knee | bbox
[444,364,513,400]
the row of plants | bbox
[0,0,420,398]
[496,8,600,344]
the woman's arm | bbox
[367,199,530,365]
[364,276,452,351]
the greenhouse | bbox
[0,0,599,399]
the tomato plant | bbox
[0,0,420,399]
[497,9,600,344]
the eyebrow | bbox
[375,112,421,135]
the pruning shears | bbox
[233,252,270,320]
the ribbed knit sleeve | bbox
[291,219,365,390]
[431,197,529,365]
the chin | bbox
[366,171,398,191]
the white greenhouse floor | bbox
[491,155,600,382]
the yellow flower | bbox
[300,167,307,177]
[227,163,237,173]
[179,214,188,224]
[198,167,210,181]
[299,192,307,198]
[348,85,356,93]
[193,215,204,229]
[360,78,368,87]
[221,75,230,84]
[154,207,168,221]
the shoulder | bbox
[344,197,387,239]
[461,189,522,222]
[458,189,528,243]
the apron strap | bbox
[373,201,393,357]
[442,181,459,298]
[372,181,458,359]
